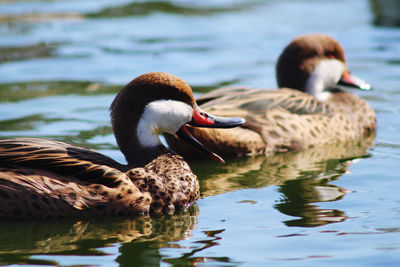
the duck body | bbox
[0,138,197,218]
[0,73,244,218]
[166,34,376,157]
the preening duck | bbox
[0,72,244,218]
[166,34,376,158]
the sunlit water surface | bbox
[0,0,400,266]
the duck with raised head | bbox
[0,72,244,218]
[166,34,376,158]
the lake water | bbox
[1,0,400,266]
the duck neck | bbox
[116,120,170,167]
[112,109,169,167]
[125,144,170,168]
[305,75,332,101]
[305,59,345,101]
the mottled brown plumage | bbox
[0,72,244,218]
[166,34,376,157]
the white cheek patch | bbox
[137,100,193,147]
[306,59,346,101]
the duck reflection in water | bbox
[275,166,350,228]
[0,206,200,266]
[191,134,374,227]
[0,204,228,266]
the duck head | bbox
[110,72,245,166]
[276,33,371,101]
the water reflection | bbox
[88,1,253,18]
[276,177,348,227]
[0,0,257,23]
[370,0,400,27]
[0,42,58,63]
[131,228,231,266]
[191,133,375,227]
[0,81,120,102]
[0,206,198,266]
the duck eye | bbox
[326,52,335,59]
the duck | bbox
[165,34,376,158]
[0,72,245,218]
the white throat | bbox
[137,99,193,148]
[305,59,346,101]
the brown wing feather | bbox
[0,138,128,187]
[199,87,332,116]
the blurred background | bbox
[0,0,400,266]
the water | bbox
[0,0,400,266]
